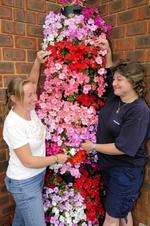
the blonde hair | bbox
[4,78,32,118]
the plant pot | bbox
[61,4,82,16]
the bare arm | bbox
[82,141,124,155]
[14,144,67,168]
[29,50,50,86]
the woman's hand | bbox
[56,153,68,164]
[95,35,110,51]
[81,141,95,153]
[36,50,50,64]
[95,36,113,68]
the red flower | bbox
[74,171,105,222]
[68,149,87,164]
[77,93,105,110]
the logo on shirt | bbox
[113,120,120,125]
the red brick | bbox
[3,74,26,87]
[14,8,25,22]
[125,49,148,62]
[1,20,14,34]
[112,51,126,62]
[1,20,25,35]
[148,21,150,33]
[138,5,150,20]
[98,4,108,16]
[37,12,46,25]
[37,38,43,49]
[127,0,147,8]
[0,194,9,205]
[0,182,7,193]
[114,37,135,51]
[0,160,8,172]
[3,48,26,61]
[112,26,125,39]
[143,63,150,77]
[15,62,33,74]
[1,0,13,6]
[0,75,3,87]
[14,0,24,8]
[0,62,14,74]
[104,14,117,27]
[46,1,61,12]
[27,0,45,12]
[27,24,43,37]
[85,0,100,7]
[27,49,36,62]
[0,34,13,47]
[15,36,36,49]
[117,8,137,25]
[26,10,36,24]
[0,6,12,19]
[0,204,14,216]
[109,0,125,14]
[135,35,150,49]
[0,48,2,60]
[126,21,147,36]
[14,22,25,35]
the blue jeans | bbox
[5,171,46,226]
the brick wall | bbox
[0,0,149,225]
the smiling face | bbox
[22,82,37,111]
[11,81,37,111]
[112,71,134,98]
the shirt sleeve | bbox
[3,123,28,150]
[115,107,149,157]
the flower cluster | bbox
[43,184,87,225]
[58,0,85,6]
[74,165,105,223]
[44,165,104,226]
[42,7,112,48]
[39,4,111,225]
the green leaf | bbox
[61,48,69,56]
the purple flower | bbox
[82,7,95,20]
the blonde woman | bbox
[3,51,67,226]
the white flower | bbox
[52,201,57,206]
[59,215,65,222]
[69,148,76,156]
[98,68,106,75]
[47,35,54,42]
[81,223,87,226]
[52,207,59,216]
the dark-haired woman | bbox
[3,51,68,226]
[82,38,150,226]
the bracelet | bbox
[92,143,96,150]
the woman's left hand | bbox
[81,141,94,153]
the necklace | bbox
[116,96,138,114]
[116,100,127,114]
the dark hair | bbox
[4,78,32,118]
[112,60,146,98]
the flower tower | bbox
[37,0,112,225]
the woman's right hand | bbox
[56,153,68,164]
[36,50,50,64]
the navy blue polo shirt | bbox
[97,71,150,168]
